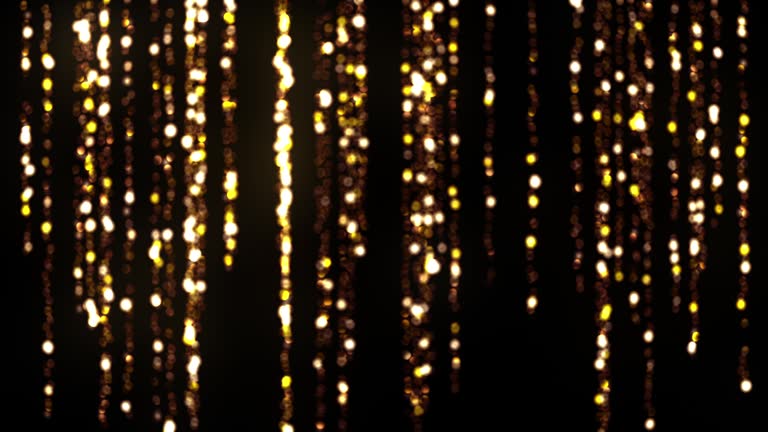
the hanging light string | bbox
[667,0,682,314]
[311,4,334,429]
[611,0,627,320]
[39,2,56,418]
[524,0,541,314]
[686,0,706,357]
[626,1,657,429]
[180,0,210,429]
[708,0,724,223]
[221,0,239,270]
[735,0,752,395]
[19,0,35,255]
[568,0,586,293]
[446,0,462,393]
[591,0,614,428]
[273,2,296,431]
[481,0,496,282]
[334,1,369,427]
[94,0,116,425]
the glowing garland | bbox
[524,0,541,314]
[667,0,683,314]
[221,0,239,270]
[19,1,34,255]
[708,0,724,224]
[568,0,586,294]
[482,0,496,282]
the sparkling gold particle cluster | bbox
[181,0,210,428]
[221,0,239,270]
[39,2,56,418]
[735,0,753,395]
[273,2,296,431]
[446,0,462,393]
[686,0,706,357]
[524,0,541,314]
[311,5,335,429]
[118,0,136,419]
[568,0,586,294]
[592,0,614,428]
[19,0,35,255]
[708,0,724,224]
[667,0,683,314]
[482,0,497,281]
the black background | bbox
[4,0,766,430]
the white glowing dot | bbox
[344,338,356,351]
[352,14,366,29]
[150,293,162,308]
[426,257,441,275]
[527,295,538,311]
[120,298,133,312]
[529,174,542,189]
[163,419,176,432]
[121,400,132,413]
[42,340,54,355]
[569,61,581,74]
[687,341,697,355]
[153,339,164,353]
[100,356,112,371]
[645,418,656,430]
[643,330,654,343]
[741,379,752,393]
[629,291,640,306]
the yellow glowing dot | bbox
[402,169,413,182]
[740,243,750,256]
[739,114,750,127]
[736,298,746,311]
[687,90,696,102]
[692,331,700,342]
[642,274,651,286]
[594,394,606,405]
[602,174,612,187]
[21,205,31,217]
[449,17,459,28]
[224,255,233,267]
[44,101,53,112]
[600,304,612,321]
[86,121,97,134]
[86,251,96,263]
[150,193,160,204]
[526,153,537,165]
[592,110,602,122]
[615,271,624,282]
[693,40,703,52]
[448,42,458,53]
[41,221,52,235]
[629,184,640,197]
[42,78,53,91]
[528,195,539,208]
[629,111,647,131]
[281,375,292,389]
[667,121,678,134]
[735,145,746,158]
[600,225,610,238]
[223,11,235,24]
[84,98,95,111]
[714,204,723,215]
[689,302,699,314]
[525,235,537,249]
[672,264,681,276]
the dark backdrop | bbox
[4,0,766,430]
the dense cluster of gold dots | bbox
[221,0,239,270]
[591,1,614,428]
[568,0,585,294]
[118,0,136,418]
[19,1,35,255]
[524,0,541,314]
[667,0,683,314]
[446,0,462,393]
[39,3,56,418]
[686,0,706,357]
[708,0,724,225]
[273,2,296,431]
[735,0,752,395]
[311,5,334,429]
[481,0,496,280]
[181,0,210,429]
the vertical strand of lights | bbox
[334,2,369,427]
[524,0,541,314]
[591,0,614,428]
[568,0,586,293]
[686,0,706,357]
[118,0,136,418]
[181,0,209,429]
[39,3,56,418]
[707,0,724,224]
[627,1,657,428]
[610,0,627,320]
[19,1,34,255]
[95,0,116,424]
[221,0,239,269]
[72,2,99,328]
[667,1,683,314]
[400,0,447,426]
[481,0,496,281]
[273,2,295,431]
[311,4,334,429]
[735,1,752,395]
[446,0,462,393]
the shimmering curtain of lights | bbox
[311,4,334,429]
[180,0,209,429]
[667,0,682,314]
[626,1,657,428]
[568,0,586,293]
[481,0,496,281]
[735,1,753,395]
[591,0,614,428]
[400,0,448,426]
[446,0,462,393]
[524,0,541,314]
[39,3,56,418]
[94,0,116,424]
[221,0,239,270]
[273,2,296,431]
[610,0,626,318]
[19,1,34,255]
[117,0,136,419]
[686,0,706,357]
[333,1,369,427]
[707,0,724,224]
